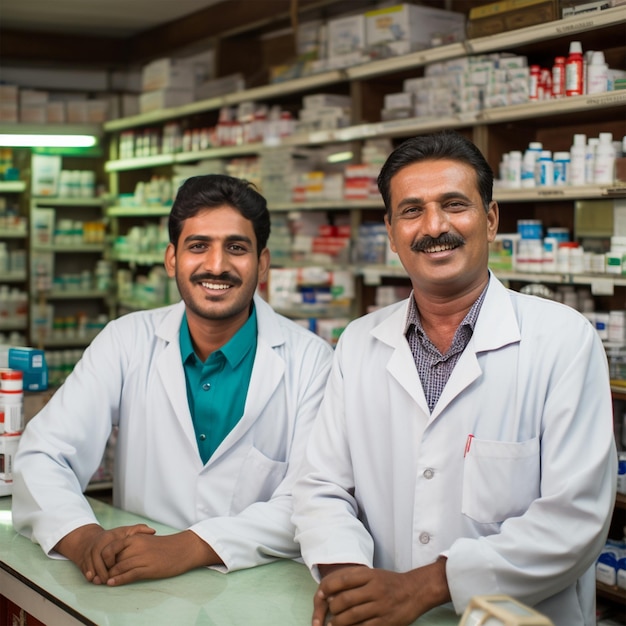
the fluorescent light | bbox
[0,133,97,148]
[327,150,353,163]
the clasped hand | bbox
[313,560,449,626]
[57,523,214,586]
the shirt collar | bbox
[404,277,490,337]
[180,303,258,367]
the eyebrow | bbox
[182,234,254,246]
[396,191,473,209]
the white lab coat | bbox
[293,275,617,626]
[13,295,333,572]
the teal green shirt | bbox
[180,306,257,464]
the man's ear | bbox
[164,243,176,277]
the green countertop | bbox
[0,496,459,625]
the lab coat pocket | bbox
[231,445,288,513]
[462,437,540,524]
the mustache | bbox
[192,272,242,286]
[410,233,465,252]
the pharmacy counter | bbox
[0,496,459,626]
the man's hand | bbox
[55,525,223,586]
[313,559,450,626]
[55,523,156,584]
[104,529,222,586]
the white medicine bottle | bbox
[569,133,587,186]
[587,50,608,94]
[553,152,570,186]
[538,150,554,187]
[585,137,599,184]
[522,142,542,187]
[507,151,522,188]
[594,132,616,184]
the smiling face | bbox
[385,158,499,299]
[165,205,269,329]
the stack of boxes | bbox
[0,85,109,124]
[139,58,198,115]
[383,52,530,121]
[324,3,466,69]
[296,94,352,134]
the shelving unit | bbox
[29,196,113,353]
[0,179,28,344]
[101,5,626,307]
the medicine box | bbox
[141,57,196,92]
[489,234,519,271]
[365,4,466,53]
[139,88,194,114]
[7,347,48,391]
[326,14,367,58]
[302,94,352,109]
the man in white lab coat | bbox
[13,174,333,586]
[292,130,617,626]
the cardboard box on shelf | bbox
[326,13,367,58]
[46,101,66,123]
[87,100,109,123]
[139,88,193,114]
[0,85,18,104]
[0,103,18,123]
[195,73,245,101]
[141,57,196,92]
[365,3,466,53]
[467,0,558,38]
[66,100,89,123]
[19,89,48,107]
[561,0,611,15]
[19,105,47,124]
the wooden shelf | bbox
[596,581,626,605]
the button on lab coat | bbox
[13,295,333,571]
[293,275,616,626]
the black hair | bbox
[377,130,494,219]
[168,174,271,256]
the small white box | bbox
[31,207,56,241]
[139,89,193,114]
[31,155,61,198]
[365,4,465,51]
[326,14,367,57]
[384,91,414,110]
[303,94,351,109]
[141,57,196,92]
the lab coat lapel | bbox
[431,275,521,419]
[372,301,430,414]
[155,302,198,445]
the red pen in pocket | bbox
[464,434,474,457]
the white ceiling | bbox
[0,0,226,38]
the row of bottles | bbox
[499,132,624,188]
